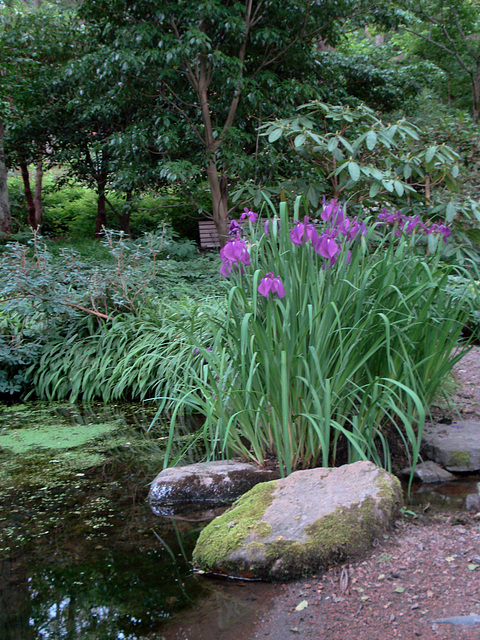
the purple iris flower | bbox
[229,219,242,235]
[312,232,340,259]
[321,198,344,226]
[220,238,251,277]
[290,217,319,246]
[427,223,452,242]
[258,273,286,298]
[240,207,258,223]
[339,217,367,241]
[404,215,426,235]
[377,209,406,226]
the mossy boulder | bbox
[192,461,402,581]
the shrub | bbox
[161,197,470,477]
[0,228,216,398]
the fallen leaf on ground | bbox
[295,600,308,612]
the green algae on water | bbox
[0,421,118,454]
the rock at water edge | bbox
[148,460,276,515]
[399,461,455,484]
[193,460,402,581]
[422,421,480,472]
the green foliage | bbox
[0,228,215,397]
[244,99,480,265]
[445,275,480,341]
[31,299,222,402]
[0,4,85,163]
[398,0,480,122]
[161,198,470,477]
[315,41,420,113]
[259,100,459,207]
[8,171,211,242]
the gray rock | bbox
[422,421,480,472]
[148,461,276,515]
[434,615,480,626]
[465,493,480,512]
[399,461,455,484]
[192,461,402,581]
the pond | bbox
[0,402,232,640]
[2,402,478,640]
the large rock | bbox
[148,461,276,515]
[192,461,402,581]
[422,421,480,472]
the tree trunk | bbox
[472,71,480,125]
[0,121,12,237]
[33,153,43,229]
[121,190,133,237]
[19,161,37,229]
[95,172,108,236]
[207,161,229,246]
[425,175,431,203]
[104,193,132,237]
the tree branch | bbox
[63,301,111,320]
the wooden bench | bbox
[198,217,268,249]
[198,220,220,248]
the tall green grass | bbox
[30,299,221,402]
[160,198,470,476]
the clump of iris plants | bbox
[220,200,451,301]
[164,197,470,479]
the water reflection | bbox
[408,475,480,511]
[0,402,207,640]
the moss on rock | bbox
[448,450,472,469]
[192,480,276,571]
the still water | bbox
[0,402,212,640]
[2,402,478,640]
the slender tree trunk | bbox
[95,172,108,236]
[472,71,480,125]
[425,175,431,203]
[207,161,229,246]
[121,190,133,238]
[104,193,132,237]
[0,121,12,237]
[33,153,43,229]
[19,161,37,229]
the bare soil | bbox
[163,347,480,640]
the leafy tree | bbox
[78,0,392,244]
[0,3,83,229]
[315,31,421,114]
[398,0,480,123]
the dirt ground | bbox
[163,347,480,640]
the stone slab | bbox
[399,461,455,484]
[422,420,480,472]
[148,460,276,516]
